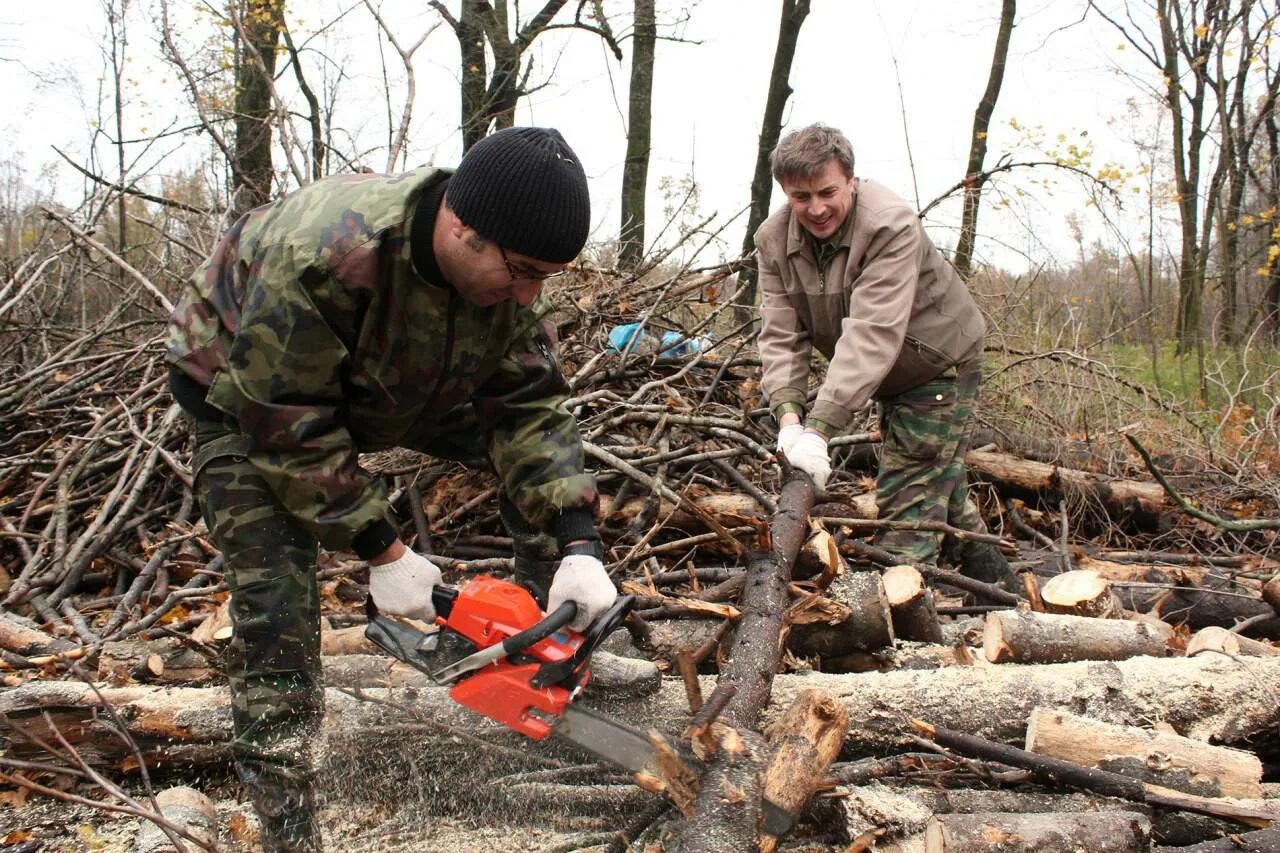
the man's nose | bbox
[512,279,542,307]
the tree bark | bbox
[672,473,813,852]
[231,0,285,218]
[786,569,895,659]
[1186,626,1278,659]
[618,0,655,270]
[6,655,1275,775]
[952,0,1016,277]
[1025,707,1263,799]
[984,609,1170,664]
[924,811,1152,852]
[965,449,1169,524]
[737,0,811,312]
[884,565,944,643]
[759,689,848,853]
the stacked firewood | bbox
[2,260,1280,851]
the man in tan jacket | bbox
[757,123,1014,586]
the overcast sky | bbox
[1,0,1165,271]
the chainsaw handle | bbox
[500,601,577,658]
[530,595,635,689]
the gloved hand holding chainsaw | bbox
[369,539,616,632]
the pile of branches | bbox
[4,218,1280,850]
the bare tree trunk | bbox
[231,0,285,218]
[618,0,655,271]
[459,0,488,151]
[952,0,1015,278]
[738,0,811,313]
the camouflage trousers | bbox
[871,357,987,567]
[190,407,557,849]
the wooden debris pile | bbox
[2,261,1280,851]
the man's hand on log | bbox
[783,431,831,492]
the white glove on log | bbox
[369,550,443,621]
[776,423,805,455]
[548,554,618,631]
[783,431,831,492]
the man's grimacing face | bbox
[780,157,856,240]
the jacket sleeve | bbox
[808,211,921,431]
[208,242,390,552]
[472,307,599,547]
[757,249,814,418]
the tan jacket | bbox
[756,179,985,431]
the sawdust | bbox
[0,797,588,852]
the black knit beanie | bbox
[447,127,591,263]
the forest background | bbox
[1,0,1279,488]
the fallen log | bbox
[1075,556,1271,631]
[5,654,1277,777]
[598,489,875,533]
[786,569,894,659]
[759,689,848,853]
[913,720,1277,829]
[839,783,1278,848]
[821,642,968,673]
[1155,827,1280,851]
[966,448,1169,524]
[131,785,217,853]
[924,811,1152,852]
[883,565,944,643]
[671,472,813,852]
[0,611,76,656]
[1041,569,1119,617]
[98,638,217,686]
[1024,708,1263,799]
[1186,626,1278,658]
[984,609,1170,664]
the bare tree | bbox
[739,0,810,311]
[619,0,656,270]
[1090,0,1230,352]
[953,0,1016,278]
[432,1,622,151]
[364,2,440,172]
[229,0,287,217]
[1206,1,1280,342]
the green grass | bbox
[1096,341,1280,414]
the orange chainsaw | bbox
[364,575,797,836]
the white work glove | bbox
[369,549,443,621]
[547,554,618,632]
[776,422,805,455]
[783,430,831,492]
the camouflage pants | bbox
[872,358,987,567]
[191,406,557,848]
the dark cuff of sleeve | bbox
[773,402,805,421]
[803,416,839,439]
[352,517,399,560]
[555,507,599,552]
[808,400,855,432]
[562,539,605,560]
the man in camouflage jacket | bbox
[757,124,1015,588]
[167,128,616,850]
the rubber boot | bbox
[955,540,1019,592]
[237,757,322,852]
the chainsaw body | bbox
[364,575,631,740]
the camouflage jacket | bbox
[166,167,597,552]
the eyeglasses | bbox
[499,246,569,283]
